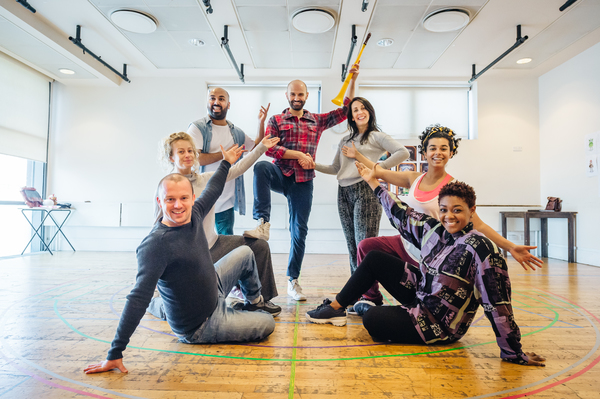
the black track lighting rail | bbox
[469,25,528,84]
[341,25,358,82]
[68,25,130,83]
[221,25,244,83]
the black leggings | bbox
[336,251,424,344]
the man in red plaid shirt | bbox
[244,64,360,301]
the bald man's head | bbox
[156,174,195,227]
[286,80,309,111]
[207,87,230,120]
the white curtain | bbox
[358,84,473,139]
[0,52,51,162]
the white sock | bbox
[250,295,262,305]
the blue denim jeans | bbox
[252,161,313,279]
[150,246,275,344]
[215,207,235,235]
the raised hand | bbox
[509,245,544,271]
[221,144,245,165]
[261,134,280,149]
[349,61,360,79]
[341,142,357,158]
[355,161,376,182]
[84,358,128,374]
[258,103,271,125]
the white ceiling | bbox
[0,0,599,86]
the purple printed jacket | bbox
[375,185,529,364]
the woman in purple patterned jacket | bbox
[306,165,546,366]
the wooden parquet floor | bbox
[1,252,599,398]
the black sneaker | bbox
[233,296,281,317]
[352,299,375,316]
[305,298,347,326]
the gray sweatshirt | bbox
[316,131,409,187]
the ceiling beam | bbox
[0,0,122,86]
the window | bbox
[206,84,321,138]
[0,154,47,257]
[358,83,477,140]
[0,53,51,257]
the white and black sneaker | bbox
[233,295,282,317]
[305,298,347,327]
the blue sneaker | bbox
[352,299,376,316]
[305,298,347,326]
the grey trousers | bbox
[147,234,278,320]
[338,180,382,274]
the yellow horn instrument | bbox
[331,33,371,106]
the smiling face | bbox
[169,139,197,174]
[438,195,475,234]
[351,100,370,132]
[157,177,195,228]
[425,137,452,170]
[286,80,308,111]
[207,88,230,120]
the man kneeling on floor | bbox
[85,149,279,374]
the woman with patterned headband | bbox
[343,124,543,314]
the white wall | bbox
[539,42,600,266]
[48,72,542,254]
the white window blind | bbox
[207,84,321,138]
[358,84,476,140]
[0,52,51,162]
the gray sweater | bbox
[315,131,409,187]
[107,161,231,360]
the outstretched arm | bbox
[356,161,431,248]
[475,252,545,366]
[471,213,543,271]
[315,144,341,175]
[227,135,280,181]
[346,62,359,100]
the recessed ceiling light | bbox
[59,68,75,75]
[110,9,157,34]
[377,38,394,47]
[516,57,532,64]
[189,38,205,47]
[292,8,335,34]
[423,8,470,33]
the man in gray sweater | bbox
[84,150,278,374]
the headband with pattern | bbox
[423,126,457,151]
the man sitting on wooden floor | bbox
[85,147,278,374]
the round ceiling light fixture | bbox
[423,8,470,33]
[516,57,533,64]
[110,9,158,34]
[189,38,205,47]
[377,38,394,47]
[59,68,75,75]
[292,8,335,34]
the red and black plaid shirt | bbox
[265,97,350,182]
